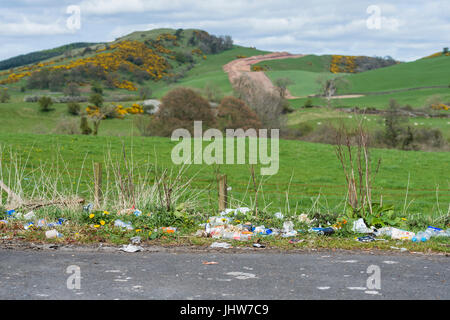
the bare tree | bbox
[274,77,294,98]
[233,74,286,131]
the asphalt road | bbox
[0,247,448,300]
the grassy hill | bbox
[265,70,336,97]
[254,54,333,73]
[0,28,237,95]
[337,55,450,94]
[259,54,450,110]
[0,42,100,71]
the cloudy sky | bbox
[0,0,449,62]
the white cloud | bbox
[0,21,68,36]
[0,0,449,61]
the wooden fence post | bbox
[217,174,228,212]
[94,162,102,208]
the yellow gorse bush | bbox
[330,55,357,73]
[0,40,171,89]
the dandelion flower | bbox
[89,214,95,219]
[100,220,105,226]
[94,225,100,228]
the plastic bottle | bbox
[437,229,450,238]
[239,232,252,241]
[412,231,427,242]
[114,219,133,230]
[412,229,433,242]
[222,232,235,240]
[45,229,63,239]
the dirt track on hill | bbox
[223,52,304,99]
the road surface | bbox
[223,52,304,99]
[0,246,448,300]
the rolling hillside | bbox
[337,55,450,94]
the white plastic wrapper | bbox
[352,218,373,233]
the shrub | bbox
[91,82,103,95]
[304,98,313,108]
[383,99,405,147]
[48,70,65,91]
[38,96,53,112]
[0,88,10,103]
[80,116,92,135]
[54,117,80,135]
[89,93,104,107]
[297,123,314,136]
[67,102,81,115]
[152,87,216,136]
[217,96,262,131]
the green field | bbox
[338,56,450,94]
[289,87,450,110]
[254,54,332,73]
[1,132,448,217]
[265,70,336,97]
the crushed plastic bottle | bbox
[161,227,177,234]
[83,203,94,213]
[36,219,47,228]
[437,229,450,238]
[6,210,15,217]
[23,222,34,230]
[412,226,444,242]
[114,219,133,230]
[133,209,142,217]
[282,221,294,233]
[310,227,335,236]
[274,212,284,219]
[46,218,66,228]
[23,211,35,220]
[45,229,63,239]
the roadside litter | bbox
[391,228,415,240]
[45,229,63,239]
[390,246,407,252]
[130,236,141,244]
[253,243,266,248]
[310,227,335,236]
[23,211,35,220]
[210,242,232,249]
[114,219,133,230]
[120,244,143,253]
[356,235,376,242]
[161,227,177,234]
[202,261,219,265]
[412,226,449,242]
[352,218,375,234]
